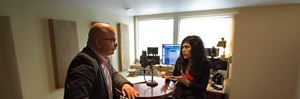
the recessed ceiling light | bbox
[125,8,133,11]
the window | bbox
[137,18,174,58]
[179,16,233,56]
[135,15,234,63]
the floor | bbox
[119,70,129,77]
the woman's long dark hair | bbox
[177,35,208,77]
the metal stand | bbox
[143,64,158,87]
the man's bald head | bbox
[87,22,115,45]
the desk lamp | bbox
[217,37,226,60]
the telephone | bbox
[211,72,224,90]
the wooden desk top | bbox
[126,76,176,99]
[206,79,227,94]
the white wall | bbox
[0,0,133,99]
[230,4,300,99]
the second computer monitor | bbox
[162,44,181,65]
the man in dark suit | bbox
[64,22,138,99]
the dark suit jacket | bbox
[172,61,210,99]
[64,46,131,99]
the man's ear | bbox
[95,39,102,49]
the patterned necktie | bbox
[102,62,113,99]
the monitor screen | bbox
[162,44,181,65]
[206,48,219,58]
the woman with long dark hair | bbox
[164,35,210,99]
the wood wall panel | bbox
[48,19,79,88]
[0,15,23,99]
[117,23,130,71]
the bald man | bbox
[64,23,138,99]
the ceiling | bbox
[70,0,300,16]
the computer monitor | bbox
[206,48,219,59]
[147,47,158,55]
[206,48,227,71]
[147,47,160,65]
[162,44,181,65]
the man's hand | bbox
[121,83,139,99]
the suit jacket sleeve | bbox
[108,61,132,90]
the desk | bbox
[206,79,228,99]
[126,76,176,99]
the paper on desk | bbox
[125,76,148,84]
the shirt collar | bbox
[90,47,109,65]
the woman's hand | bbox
[161,72,177,81]
[174,76,190,87]
[175,71,191,87]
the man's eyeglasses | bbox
[100,38,117,44]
